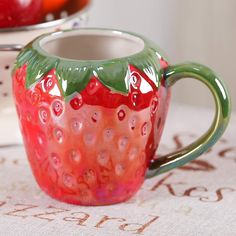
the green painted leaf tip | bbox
[15,35,165,98]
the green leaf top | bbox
[15,29,169,97]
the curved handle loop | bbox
[147,63,231,178]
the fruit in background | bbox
[0,0,43,28]
[43,0,69,14]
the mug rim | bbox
[15,28,168,96]
[34,28,148,63]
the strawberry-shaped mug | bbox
[12,29,231,205]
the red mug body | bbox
[12,29,170,205]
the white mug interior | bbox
[40,29,145,61]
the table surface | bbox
[0,103,235,236]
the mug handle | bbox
[147,63,231,178]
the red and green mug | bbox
[12,29,231,205]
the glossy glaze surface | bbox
[13,31,170,205]
[148,63,231,177]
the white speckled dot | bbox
[54,128,64,143]
[70,149,81,163]
[118,136,129,152]
[103,128,114,142]
[38,136,43,145]
[62,173,75,188]
[83,133,96,146]
[37,132,45,146]
[71,118,83,133]
[50,153,61,169]
[97,151,110,166]
[129,147,138,160]
[115,164,125,176]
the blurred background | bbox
[88,0,236,111]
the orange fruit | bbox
[43,0,69,14]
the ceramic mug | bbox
[12,29,231,205]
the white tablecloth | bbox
[0,103,235,236]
